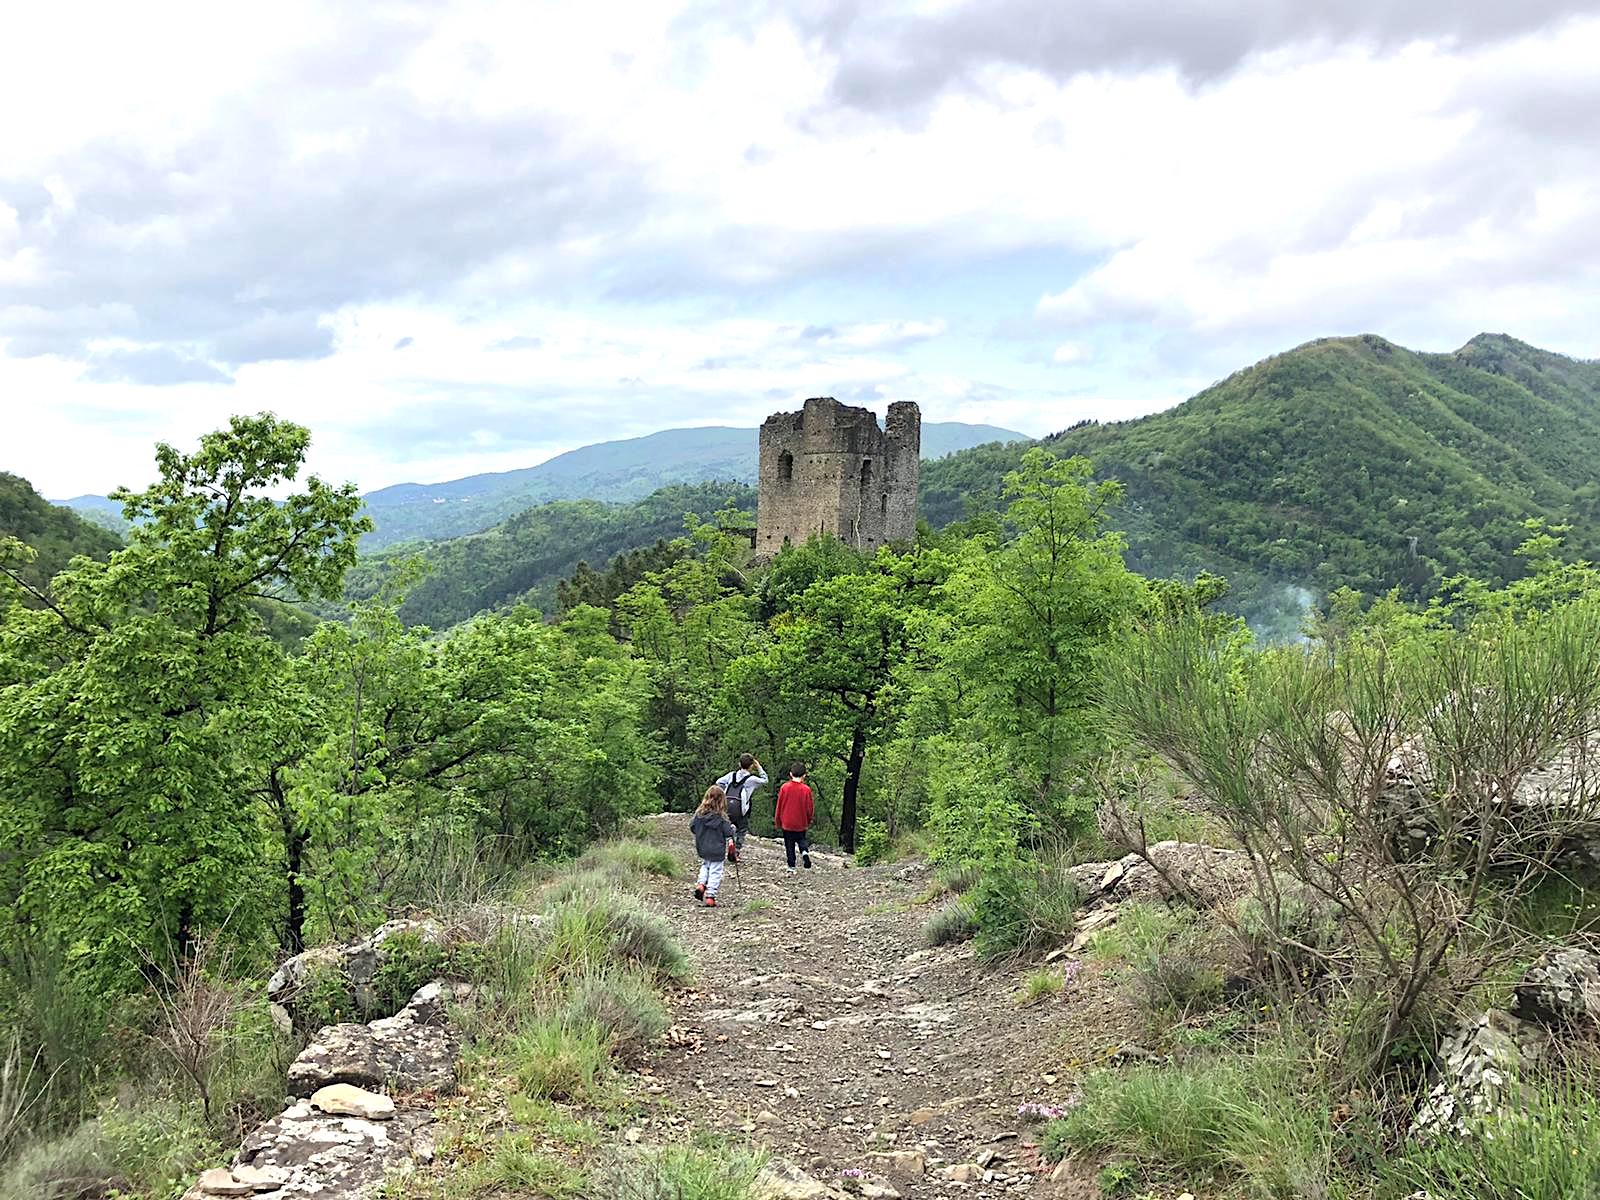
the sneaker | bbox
[693,883,706,901]
[704,896,718,907]
[727,842,740,864]
[802,852,812,870]
[786,866,797,875]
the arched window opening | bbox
[880,493,889,518]
[860,458,873,490]
[778,451,794,482]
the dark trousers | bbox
[732,822,748,850]
[783,830,810,867]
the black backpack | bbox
[726,771,750,821]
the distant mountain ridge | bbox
[60,420,1026,550]
[920,332,1600,634]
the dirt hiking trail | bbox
[633,814,1117,1199]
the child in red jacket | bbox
[774,762,814,874]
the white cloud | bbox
[2,2,1598,496]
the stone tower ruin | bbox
[756,397,921,553]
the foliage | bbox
[1043,1050,1333,1197]
[510,1017,613,1103]
[0,474,120,603]
[853,820,891,865]
[561,971,669,1059]
[533,892,690,986]
[1017,969,1065,1007]
[1102,594,1600,1074]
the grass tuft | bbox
[589,1145,767,1200]
[921,899,979,948]
[1017,969,1065,1007]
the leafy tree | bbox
[0,415,368,990]
[731,550,945,850]
[937,449,1147,835]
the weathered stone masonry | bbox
[756,397,920,553]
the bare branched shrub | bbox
[1101,600,1600,1077]
[147,936,248,1122]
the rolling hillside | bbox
[343,480,756,629]
[0,473,122,597]
[921,333,1600,630]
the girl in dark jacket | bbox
[689,785,736,907]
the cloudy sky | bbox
[4,1,1598,498]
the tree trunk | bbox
[285,829,308,955]
[271,768,308,953]
[839,724,868,852]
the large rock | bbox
[287,983,458,1097]
[1514,947,1600,1025]
[1409,1009,1550,1140]
[1067,841,1253,910]
[311,1084,395,1121]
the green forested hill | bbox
[346,480,755,628]
[0,473,122,595]
[921,334,1600,629]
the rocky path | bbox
[634,815,1106,1199]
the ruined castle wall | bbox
[756,397,921,554]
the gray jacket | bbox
[715,766,769,827]
[690,812,736,861]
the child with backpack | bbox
[715,753,768,861]
[774,763,814,874]
[690,784,737,907]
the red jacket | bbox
[775,780,814,832]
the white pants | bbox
[697,859,725,897]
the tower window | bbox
[881,493,889,518]
[778,450,794,482]
[860,458,873,490]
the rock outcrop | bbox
[268,919,443,1025]
[1409,1008,1550,1141]
[1513,946,1600,1025]
[287,982,462,1098]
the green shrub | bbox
[589,1145,767,1200]
[368,931,485,1017]
[921,899,979,948]
[970,862,1081,962]
[1092,902,1226,1021]
[1095,1160,1141,1196]
[510,1019,612,1103]
[854,820,891,866]
[543,869,628,907]
[562,971,668,1058]
[293,959,359,1033]
[0,1097,221,1200]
